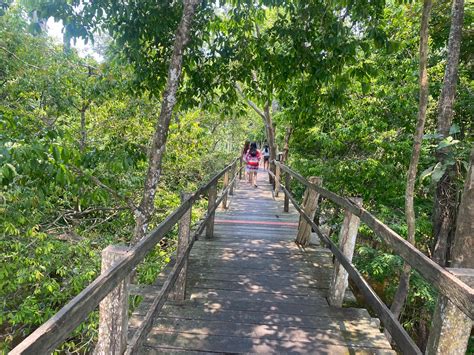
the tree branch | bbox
[69,166,139,213]
[0,45,42,70]
[234,83,266,120]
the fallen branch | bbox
[69,166,139,213]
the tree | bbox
[389,0,432,329]
[431,0,465,266]
[131,0,201,243]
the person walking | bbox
[262,144,270,171]
[245,142,261,187]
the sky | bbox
[47,17,103,62]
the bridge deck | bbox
[131,170,394,354]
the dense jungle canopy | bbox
[0,0,472,353]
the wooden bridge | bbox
[10,158,474,354]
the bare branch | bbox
[69,165,139,213]
[234,83,266,120]
[0,45,42,70]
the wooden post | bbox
[426,268,474,355]
[222,170,229,209]
[274,163,281,197]
[95,245,129,355]
[295,177,322,246]
[229,163,235,196]
[284,171,290,212]
[328,197,363,307]
[206,182,217,238]
[172,193,192,302]
[239,156,243,180]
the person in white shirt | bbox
[262,144,270,171]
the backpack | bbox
[246,150,259,166]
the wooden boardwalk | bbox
[131,169,394,354]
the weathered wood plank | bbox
[143,332,396,354]
[189,248,332,261]
[151,304,377,328]
[143,318,392,349]
[188,288,327,306]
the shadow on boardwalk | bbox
[132,169,394,354]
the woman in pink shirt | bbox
[245,142,261,187]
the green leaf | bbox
[419,166,434,182]
[449,124,460,135]
[431,163,446,183]
[437,136,459,150]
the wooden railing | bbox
[11,158,241,355]
[272,161,474,355]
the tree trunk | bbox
[132,0,200,244]
[388,0,432,327]
[432,0,465,266]
[450,146,474,268]
[425,146,473,355]
[263,103,277,184]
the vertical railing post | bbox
[222,170,229,209]
[295,177,322,246]
[274,163,281,197]
[206,182,217,238]
[284,171,290,213]
[229,162,236,196]
[328,197,362,307]
[95,245,129,355]
[239,156,243,180]
[172,193,192,302]
[426,268,474,355]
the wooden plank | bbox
[144,332,396,354]
[143,317,392,349]
[187,258,333,274]
[194,239,315,250]
[184,273,331,290]
[187,270,332,283]
[189,248,332,261]
[181,297,332,316]
[191,244,324,255]
[277,161,474,320]
[188,288,327,306]
[152,305,380,329]
[185,279,329,297]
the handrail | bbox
[271,161,474,354]
[11,157,239,355]
[274,173,420,354]
[275,161,474,320]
